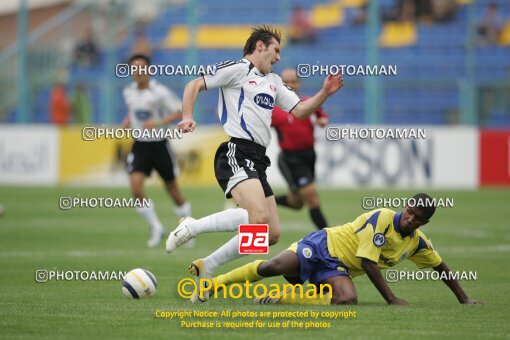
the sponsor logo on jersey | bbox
[373,233,386,247]
[254,93,274,109]
[135,110,151,120]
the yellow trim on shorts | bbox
[287,241,298,253]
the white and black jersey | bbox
[122,79,182,142]
[203,58,300,148]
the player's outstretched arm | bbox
[433,261,482,304]
[178,77,206,133]
[292,74,343,120]
[361,258,409,305]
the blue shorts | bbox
[285,230,349,286]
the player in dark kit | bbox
[272,68,329,229]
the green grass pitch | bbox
[0,186,509,339]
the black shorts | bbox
[126,140,179,182]
[277,148,316,192]
[214,137,273,199]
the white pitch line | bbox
[3,243,510,259]
[279,222,320,231]
[67,250,128,257]
[438,244,510,253]
[426,228,504,240]
[0,250,158,258]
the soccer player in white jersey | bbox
[122,54,192,248]
[165,26,343,301]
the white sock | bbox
[136,203,164,233]
[174,201,191,218]
[188,208,248,235]
[204,235,245,274]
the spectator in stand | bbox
[288,6,317,43]
[49,83,70,125]
[383,0,413,22]
[414,0,433,22]
[385,0,432,23]
[431,0,457,23]
[477,2,504,46]
[71,83,93,124]
[74,30,98,67]
[352,4,367,26]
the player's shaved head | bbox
[399,193,436,235]
[281,68,300,92]
[411,193,436,221]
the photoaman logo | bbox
[177,278,333,301]
[238,224,269,254]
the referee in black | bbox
[271,69,329,229]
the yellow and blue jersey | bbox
[324,208,442,277]
[287,208,442,283]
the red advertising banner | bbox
[480,130,510,186]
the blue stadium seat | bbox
[56,1,510,126]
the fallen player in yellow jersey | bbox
[207,193,482,305]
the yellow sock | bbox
[213,260,265,289]
[279,287,331,305]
